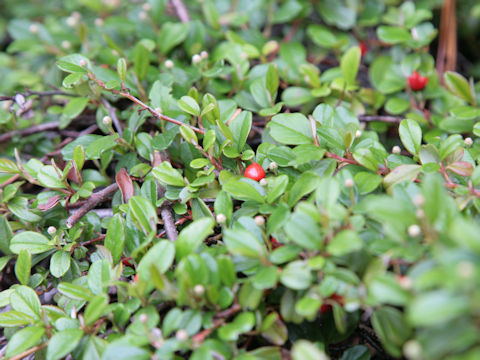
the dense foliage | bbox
[1,1,480,359]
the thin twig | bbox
[153,151,178,241]
[101,98,123,137]
[192,303,242,345]
[0,121,60,143]
[88,72,203,134]
[171,0,190,23]
[0,89,77,102]
[8,342,48,360]
[358,115,402,124]
[66,183,118,228]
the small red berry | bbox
[271,237,283,249]
[122,257,134,268]
[244,162,265,182]
[319,293,344,314]
[359,41,368,57]
[134,274,139,282]
[408,71,429,91]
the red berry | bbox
[408,71,429,91]
[122,257,134,268]
[271,237,283,249]
[359,41,368,57]
[244,162,265,182]
[134,274,139,282]
[319,293,344,314]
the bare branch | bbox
[0,121,60,143]
[101,98,123,137]
[171,0,190,23]
[358,115,402,124]
[66,183,118,228]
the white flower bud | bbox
[254,215,265,226]
[268,162,278,171]
[66,16,78,27]
[344,178,355,188]
[47,226,57,235]
[403,340,422,360]
[392,145,401,154]
[79,59,87,67]
[408,224,421,237]
[102,116,112,125]
[200,50,208,59]
[164,59,174,69]
[193,284,205,296]
[94,18,104,27]
[139,11,148,20]
[464,137,473,146]
[139,313,148,323]
[61,40,71,50]
[151,328,162,338]
[216,213,226,224]
[457,261,474,279]
[29,24,39,34]
[259,178,268,186]
[142,3,151,11]
[72,11,82,19]
[192,54,202,64]
[175,329,188,341]
[240,52,248,60]
[355,130,362,138]
[413,194,425,207]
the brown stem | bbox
[88,72,203,134]
[80,234,106,247]
[358,115,402,124]
[0,121,59,143]
[101,98,123,137]
[192,303,242,345]
[8,342,48,360]
[171,0,190,23]
[66,183,118,228]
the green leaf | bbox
[268,113,313,145]
[281,87,314,107]
[377,26,411,44]
[267,174,289,204]
[138,240,175,280]
[292,340,328,360]
[284,213,322,250]
[85,134,118,159]
[10,231,54,254]
[57,54,89,73]
[223,228,267,259]
[176,218,215,260]
[223,178,265,203]
[134,43,150,81]
[0,215,14,255]
[326,230,363,256]
[38,165,66,189]
[383,164,422,193]
[158,22,189,54]
[84,294,109,326]
[280,260,313,290]
[61,97,89,128]
[178,96,200,116]
[0,158,20,173]
[372,307,412,357]
[46,328,84,360]
[58,282,93,301]
[15,249,31,285]
[5,326,45,359]
[179,124,198,145]
[128,196,158,235]
[266,64,279,101]
[444,71,476,105]
[0,310,34,327]
[288,171,320,207]
[341,46,361,86]
[152,162,185,187]
[230,111,252,152]
[250,78,271,109]
[399,119,422,156]
[407,290,470,326]
[104,214,125,264]
[10,285,41,319]
[50,251,71,278]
